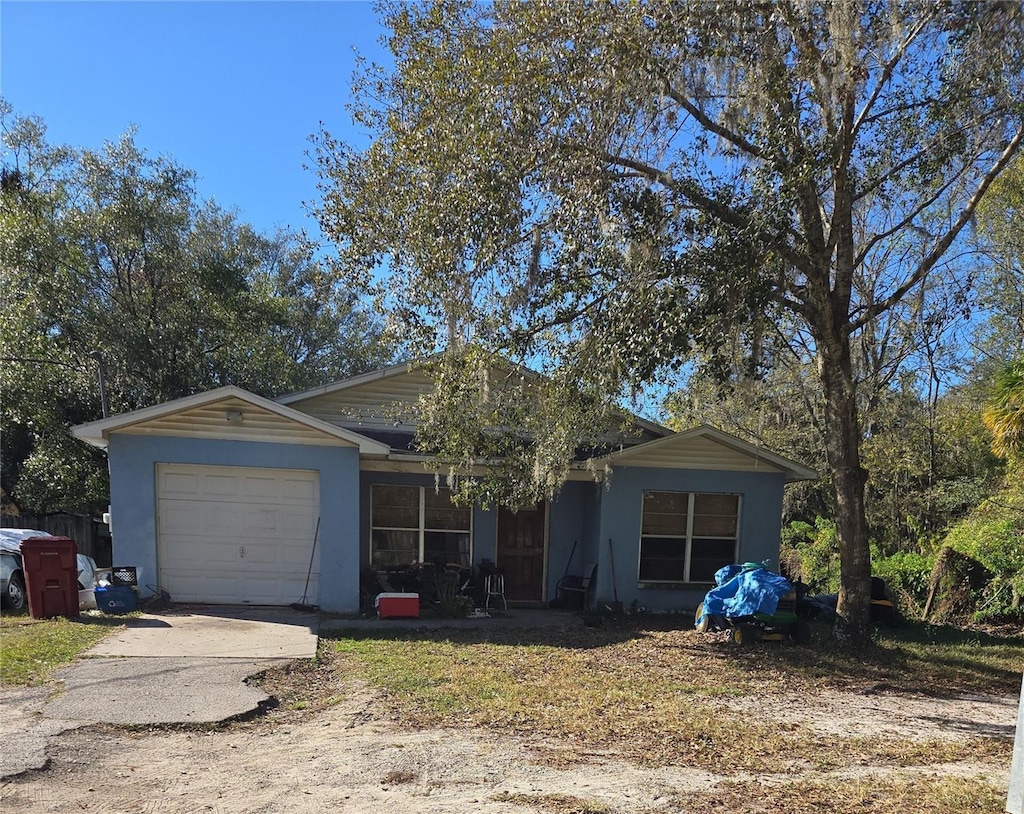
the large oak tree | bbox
[315,0,1024,641]
[1,102,393,513]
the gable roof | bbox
[593,425,818,483]
[277,358,672,440]
[275,359,425,406]
[71,386,391,455]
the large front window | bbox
[370,485,472,568]
[639,492,739,583]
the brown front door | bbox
[496,503,546,601]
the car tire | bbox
[5,572,26,611]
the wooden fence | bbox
[1,513,112,565]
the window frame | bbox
[370,484,473,568]
[637,491,741,584]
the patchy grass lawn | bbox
[0,612,124,685]
[320,618,1020,782]
[682,773,1008,813]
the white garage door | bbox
[156,464,320,605]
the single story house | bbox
[72,361,816,613]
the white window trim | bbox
[638,491,741,584]
[370,485,473,566]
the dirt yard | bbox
[0,671,1016,814]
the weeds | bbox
[0,614,122,685]
[324,619,1020,775]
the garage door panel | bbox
[161,471,203,498]
[157,464,320,606]
[200,575,244,604]
[240,545,279,566]
[205,544,244,566]
[202,504,243,531]
[279,509,315,529]
[243,510,280,534]
[280,546,315,569]
[240,475,281,500]
[279,478,318,502]
[159,504,202,534]
[205,474,242,498]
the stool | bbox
[484,573,506,610]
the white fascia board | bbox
[593,424,819,482]
[71,385,391,454]
[275,359,426,405]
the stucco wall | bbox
[595,465,787,613]
[107,434,361,612]
[547,480,602,600]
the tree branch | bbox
[849,124,1024,333]
[660,82,766,160]
[854,174,958,268]
[851,14,935,140]
[854,109,1012,203]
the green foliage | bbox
[780,518,840,593]
[1,100,393,513]
[15,432,110,513]
[974,156,1024,377]
[983,359,1024,462]
[870,548,935,616]
[942,483,1024,620]
[316,1,1024,640]
[783,516,938,618]
[414,349,630,509]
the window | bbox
[370,485,472,568]
[638,492,739,583]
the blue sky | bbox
[1,1,390,237]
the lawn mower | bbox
[695,562,811,645]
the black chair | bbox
[557,562,598,611]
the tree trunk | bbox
[817,334,873,645]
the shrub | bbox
[780,517,840,592]
[941,485,1024,621]
[871,548,936,618]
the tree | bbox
[973,156,1024,377]
[983,360,1024,463]
[315,1,1024,642]
[1,101,393,513]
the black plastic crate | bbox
[110,566,138,587]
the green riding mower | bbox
[696,587,811,645]
[694,562,811,645]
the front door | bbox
[496,503,546,601]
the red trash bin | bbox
[20,536,79,619]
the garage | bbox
[156,463,320,605]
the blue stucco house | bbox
[72,361,815,614]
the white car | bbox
[0,529,97,612]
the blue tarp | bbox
[697,565,793,626]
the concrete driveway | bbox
[89,605,319,659]
[0,606,318,779]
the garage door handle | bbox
[239,546,245,559]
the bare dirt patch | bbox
[0,671,1015,814]
[1,624,1019,813]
